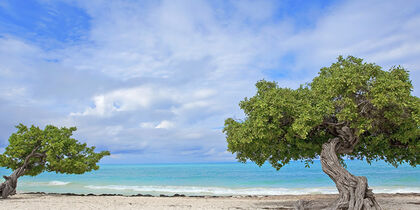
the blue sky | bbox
[0,0,419,164]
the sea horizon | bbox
[3,160,418,196]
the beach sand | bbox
[0,193,419,210]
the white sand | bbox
[0,193,419,210]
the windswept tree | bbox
[224,56,419,210]
[0,124,110,198]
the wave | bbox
[84,185,420,195]
[372,187,420,194]
[22,180,71,186]
[84,185,338,195]
[47,181,71,186]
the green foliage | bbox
[0,124,110,176]
[224,56,419,170]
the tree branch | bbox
[15,145,46,177]
[320,121,360,154]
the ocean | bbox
[2,160,419,196]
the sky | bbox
[0,0,419,164]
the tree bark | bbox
[0,146,45,199]
[320,138,381,210]
[0,167,24,198]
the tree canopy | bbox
[0,124,110,176]
[224,56,419,170]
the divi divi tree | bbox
[224,56,419,210]
[0,124,110,198]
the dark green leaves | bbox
[224,80,324,169]
[0,124,110,176]
[224,56,419,170]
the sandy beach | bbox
[0,193,418,210]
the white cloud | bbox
[70,86,175,117]
[140,122,155,129]
[0,0,419,163]
[281,0,420,94]
[155,120,174,129]
[0,87,26,100]
[193,89,216,99]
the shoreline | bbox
[20,191,420,198]
[2,192,418,209]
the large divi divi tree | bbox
[224,56,419,210]
[0,124,110,198]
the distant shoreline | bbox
[2,192,419,209]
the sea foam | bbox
[84,185,339,195]
[20,180,71,186]
[47,181,71,186]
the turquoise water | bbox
[1,160,419,196]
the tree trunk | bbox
[0,146,45,199]
[0,166,25,198]
[320,138,381,210]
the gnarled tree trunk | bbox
[0,167,24,198]
[0,146,45,199]
[320,137,381,210]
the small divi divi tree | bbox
[0,124,110,198]
[224,56,419,210]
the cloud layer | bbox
[0,0,419,163]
